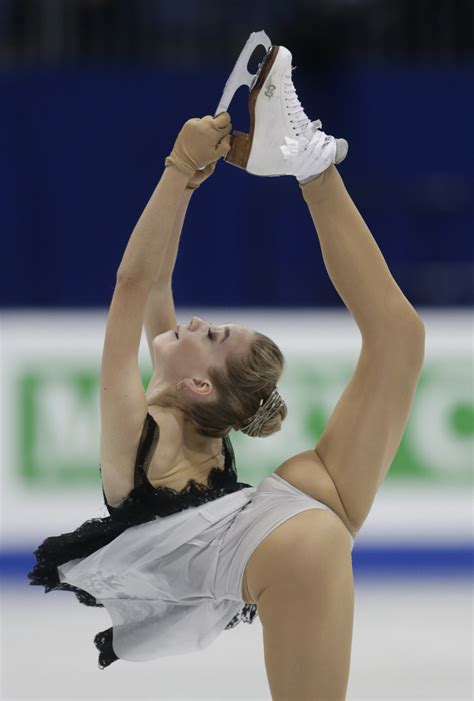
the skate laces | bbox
[284,66,320,137]
[279,115,332,162]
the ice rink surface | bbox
[2,576,472,701]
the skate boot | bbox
[216,32,348,182]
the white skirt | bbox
[58,473,354,662]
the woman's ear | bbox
[181,377,213,398]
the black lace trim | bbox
[26,413,257,668]
[225,602,259,629]
[94,628,119,670]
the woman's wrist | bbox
[151,181,194,288]
[164,163,193,187]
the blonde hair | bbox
[154,331,288,439]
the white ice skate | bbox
[215,30,348,181]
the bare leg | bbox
[255,509,354,700]
[296,165,425,532]
[299,165,421,337]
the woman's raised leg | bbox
[294,165,425,535]
[299,164,422,336]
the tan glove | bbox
[165,112,233,179]
[185,161,216,191]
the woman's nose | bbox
[190,315,204,330]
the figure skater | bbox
[28,40,425,700]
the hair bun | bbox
[239,387,286,437]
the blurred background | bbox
[0,1,472,699]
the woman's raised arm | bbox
[143,189,194,366]
[117,166,190,286]
[117,114,231,288]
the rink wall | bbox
[0,309,472,580]
[1,66,473,310]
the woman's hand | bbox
[164,112,232,181]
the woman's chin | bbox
[153,331,174,348]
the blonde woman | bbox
[29,43,424,700]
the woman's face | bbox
[151,315,255,398]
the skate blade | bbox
[214,29,273,116]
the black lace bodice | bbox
[27,412,258,669]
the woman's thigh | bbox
[248,508,355,700]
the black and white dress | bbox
[27,412,258,668]
[27,412,354,669]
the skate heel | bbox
[226,130,251,170]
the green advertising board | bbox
[16,355,473,490]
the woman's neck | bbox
[147,404,223,465]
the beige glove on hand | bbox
[185,161,217,191]
[164,112,233,179]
